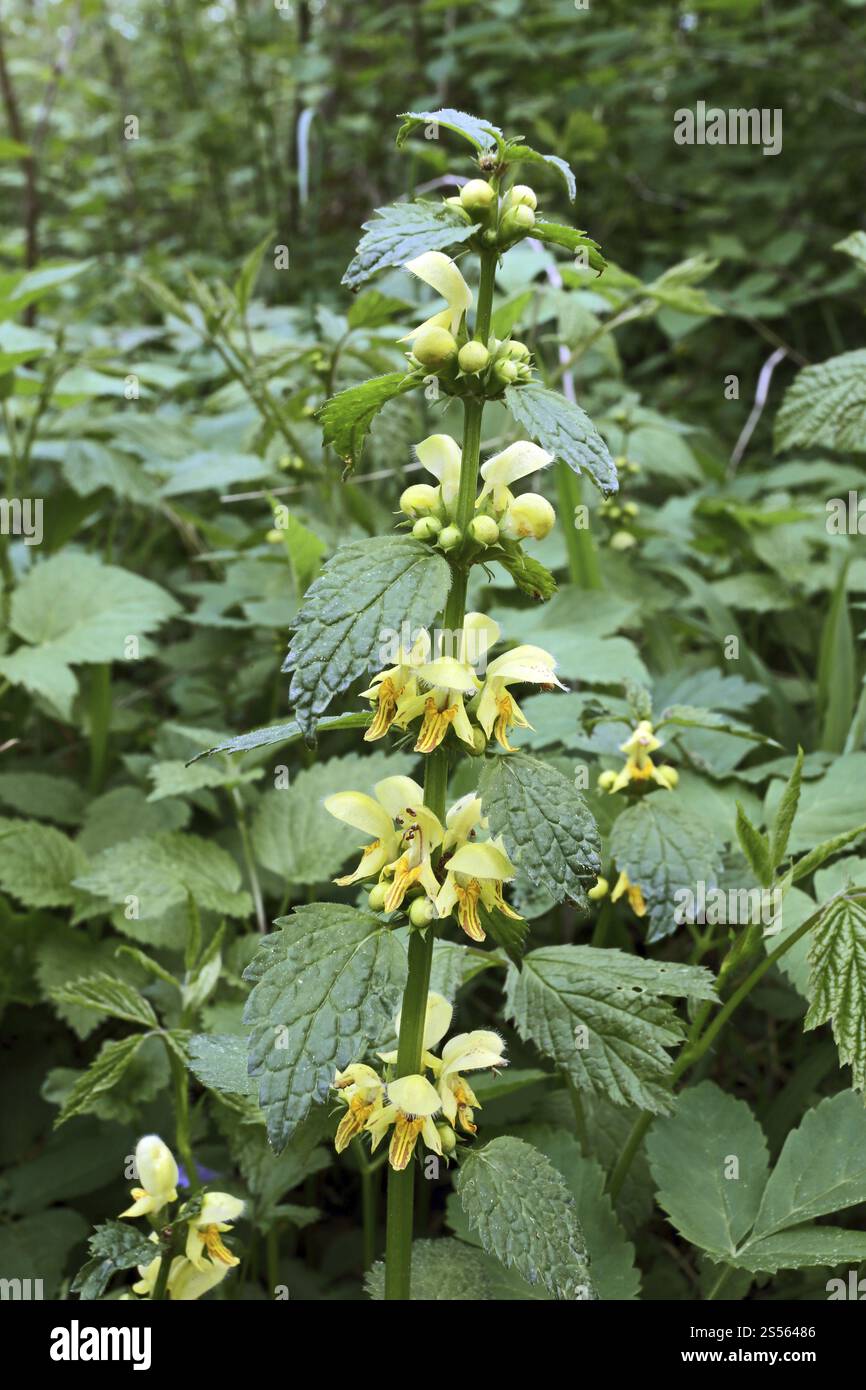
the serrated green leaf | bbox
[835,230,866,270]
[72,1220,160,1300]
[515,1125,639,1298]
[282,536,451,736]
[505,945,709,1113]
[751,1090,866,1239]
[732,1226,866,1274]
[318,371,421,473]
[503,147,577,201]
[775,350,866,455]
[0,553,179,720]
[534,219,605,270]
[243,903,407,1150]
[609,798,722,942]
[0,819,87,908]
[55,1034,146,1126]
[342,201,479,290]
[504,382,618,496]
[396,108,502,151]
[456,1136,593,1299]
[769,746,804,871]
[188,1033,255,1096]
[735,802,772,888]
[50,974,159,1029]
[804,889,866,1091]
[187,711,372,763]
[74,832,252,922]
[479,753,601,907]
[364,1237,540,1301]
[492,545,558,601]
[646,1082,770,1258]
[657,704,777,745]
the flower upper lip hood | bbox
[401,251,473,339]
[477,440,554,510]
[415,433,463,507]
[119,1134,179,1219]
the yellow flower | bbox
[475,645,565,751]
[185,1192,244,1272]
[500,492,556,541]
[401,251,473,340]
[476,440,553,511]
[396,613,498,754]
[332,1063,386,1153]
[132,1237,231,1301]
[606,720,675,794]
[360,630,429,742]
[324,775,443,911]
[429,1030,507,1134]
[366,1073,443,1171]
[415,433,462,511]
[610,869,647,917]
[119,1135,179,1219]
[436,836,522,942]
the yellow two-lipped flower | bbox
[324,775,443,911]
[119,1135,179,1219]
[401,251,473,341]
[602,720,678,794]
[436,836,522,942]
[476,644,565,751]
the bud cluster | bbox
[598,457,642,551]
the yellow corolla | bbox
[132,1239,230,1301]
[436,837,522,942]
[366,1073,443,1171]
[606,720,675,794]
[476,441,553,511]
[119,1134,179,1219]
[324,776,443,911]
[332,1063,386,1153]
[401,251,473,339]
[360,630,430,742]
[611,869,647,917]
[476,644,565,751]
[429,1030,507,1134]
[442,792,486,854]
[415,433,462,511]
[395,612,499,754]
[185,1192,244,1272]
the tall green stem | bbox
[383,248,498,1300]
[556,462,601,589]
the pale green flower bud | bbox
[368,883,389,911]
[499,205,535,241]
[623,501,640,518]
[412,325,458,370]
[610,529,637,551]
[457,341,491,374]
[412,516,442,541]
[588,876,609,901]
[502,492,555,540]
[597,770,618,791]
[460,179,496,213]
[468,514,500,546]
[436,1123,458,1155]
[444,196,471,223]
[492,358,519,386]
[505,340,531,362]
[438,524,463,552]
[399,483,439,517]
[505,184,537,211]
[409,897,435,927]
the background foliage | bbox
[1,0,865,1301]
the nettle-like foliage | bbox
[64,111,866,1304]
